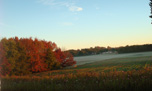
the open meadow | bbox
[1,52,152,91]
[74,51,152,65]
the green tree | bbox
[0,42,11,76]
[1,38,20,75]
[13,37,31,75]
[45,48,60,70]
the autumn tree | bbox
[54,48,66,65]
[54,48,76,67]
[20,38,48,73]
[0,37,76,76]
[45,48,61,70]
[62,52,76,67]
[0,43,11,76]
[13,37,31,75]
[0,38,21,75]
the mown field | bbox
[1,52,152,91]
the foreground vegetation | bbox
[1,56,152,91]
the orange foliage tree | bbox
[0,37,76,75]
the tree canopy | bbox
[0,37,76,76]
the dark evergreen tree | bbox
[150,0,152,18]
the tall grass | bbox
[1,56,152,91]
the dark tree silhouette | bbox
[150,0,152,18]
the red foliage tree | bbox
[19,38,59,73]
[54,48,76,67]
[0,37,76,75]
[62,52,76,67]
[19,38,48,73]
[54,49,66,63]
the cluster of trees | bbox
[67,46,108,56]
[116,44,152,53]
[0,37,76,76]
[67,44,152,57]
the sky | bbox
[0,0,152,50]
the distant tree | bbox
[115,44,152,53]
[107,46,111,51]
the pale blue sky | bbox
[0,0,152,50]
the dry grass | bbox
[1,53,152,91]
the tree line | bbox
[0,37,76,76]
[67,44,152,57]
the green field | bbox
[1,52,152,91]
[74,51,152,65]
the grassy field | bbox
[74,51,152,65]
[1,52,152,91]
